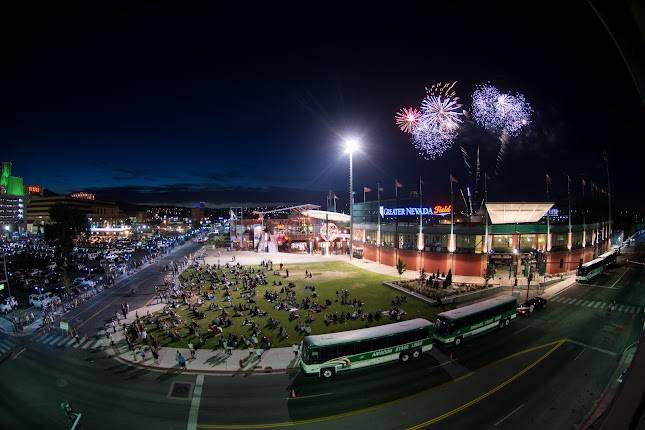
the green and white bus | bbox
[433,296,517,346]
[300,318,433,378]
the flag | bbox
[450,174,458,183]
[545,173,551,184]
[395,179,404,188]
[363,186,372,193]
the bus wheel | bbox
[400,352,411,362]
[320,367,335,379]
[504,318,510,327]
[411,349,421,359]
[454,336,462,346]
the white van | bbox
[29,292,59,308]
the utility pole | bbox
[1,253,10,298]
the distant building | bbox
[27,195,119,233]
[0,161,25,231]
[191,202,206,222]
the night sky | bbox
[5,4,645,210]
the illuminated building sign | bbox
[26,185,42,195]
[379,205,451,217]
[70,192,95,200]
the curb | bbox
[111,353,295,375]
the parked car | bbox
[29,292,59,309]
[0,296,18,313]
[517,296,547,317]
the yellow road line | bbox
[197,339,566,429]
[405,339,566,429]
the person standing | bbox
[188,342,196,360]
[178,351,186,369]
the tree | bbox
[396,258,406,280]
[44,204,89,252]
[419,267,427,284]
[445,269,452,287]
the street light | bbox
[344,137,360,261]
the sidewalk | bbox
[107,303,300,374]
[0,314,42,337]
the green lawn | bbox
[143,261,443,349]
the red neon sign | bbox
[433,204,452,215]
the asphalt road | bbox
[63,241,202,337]
[0,239,643,430]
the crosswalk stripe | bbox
[577,300,587,306]
[626,306,635,314]
[81,339,93,349]
[72,337,86,348]
[32,333,47,342]
[574,299,584,305]
[552,296,563,303]
[593,302,602,309]
[90,339,103,349]
[0,345,9,354]
[598,303,607,310]
[618,305,626,312]
[64,338,76,347]
[44,336,58,345]
[54,337,68,346]
[561,298,572,304]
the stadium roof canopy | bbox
[485,202,553,225]
[302,209,351,223]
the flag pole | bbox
[418,176,423,252]
[377,182,381,264]
[484,172,488,253]
[450,174,454,252]
[546,174,551,252]
[568,175,572,250]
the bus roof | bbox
[303,318,432,347]
[581,249,615,268]
[437,296,517,321]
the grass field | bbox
[143,261,444,349]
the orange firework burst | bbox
[395,107,420,133]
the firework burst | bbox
[395,107,420,133]
[472,84,531,136]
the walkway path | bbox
[110,274,578,374]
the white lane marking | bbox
[567,339,617,357]
[47,336,62,345]
[42,335,55,345]
[494,403,525,426]
[12,347,26,359]
[573,349,585,361]
[32,333,47,342]
[0,342,12,353]
[286,392,333,400]
[54,337,69,346]
[610,268,630,289]
[187,374,204,430]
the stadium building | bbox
[351,197,612,278]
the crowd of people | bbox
[140,256,412,354]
